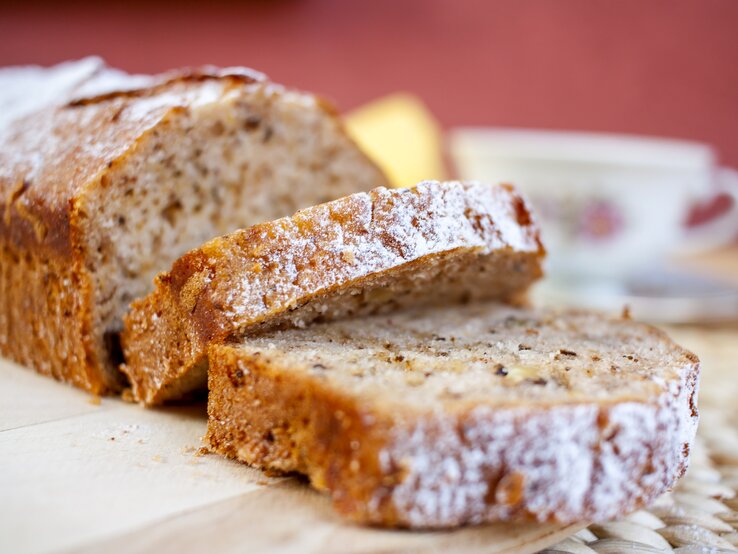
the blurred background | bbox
[0,0,736,157]
[2,0,737,321]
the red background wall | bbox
[1,0,737,167]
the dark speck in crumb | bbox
[244,115,261,130]
[494,364,508,376]
[559,349,577,357]
[518,344,532,351]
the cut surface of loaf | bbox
[121,181,545,405]
[0,59,386,394]
[206,303,700,528]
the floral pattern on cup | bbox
[577,199,624,242]
[531,194,624,243]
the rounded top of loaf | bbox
[0,59,334,256]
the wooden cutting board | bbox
[0,357,583,554]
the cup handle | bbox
[679,167,738,254]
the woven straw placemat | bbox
[542,327,738,553]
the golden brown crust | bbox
[122,181,545,404]
[205,311,700,528]
[0,242,108,392]
[65,65,263,108]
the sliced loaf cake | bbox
[0,59,386,394]
[122,181,545,404]
[206,303,700,528]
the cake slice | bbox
[206,303,700,528]
[122,181,545,404]
[0,59,386,394]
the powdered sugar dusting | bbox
[219,181,542,325]
[0,57,104,133]
[379,361,699,526]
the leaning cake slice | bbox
[122,181,544,404]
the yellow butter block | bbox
[344,93,446,188]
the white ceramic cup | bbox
[450,128,738,278]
